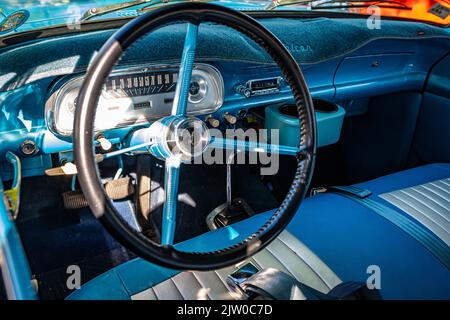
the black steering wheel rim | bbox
[73,2,316,271]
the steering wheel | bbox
[73,2,316,271]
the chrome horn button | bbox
[147,116,210,162]
[172,117,210,159]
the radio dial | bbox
[235,77,283,98]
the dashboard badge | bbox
[0,9,30,35]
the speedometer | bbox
[104,71,178,98]
[46,64,224,137]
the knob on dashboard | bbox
[234,85,251,98]
[223,113,237,125]
[206,116,220,128]
[96,134,112,151]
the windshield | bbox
[0,0,448,37]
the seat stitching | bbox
[189,272,211,300]
[114,270,133,298]
[399,189,450,222]
[168,277,185,300]
[277,235,334,288]
[260,244,295,278]
[212,270,231,290]
[264,243,329,291]
[412,185,450,209]
[419,185,450,205]
[393,190,450,225]
[249,257,264,270]
[429,181,450,195]
[276,236,331,289]
[387,193,449,237]
[153,288,159,300]
[421,182,450,200]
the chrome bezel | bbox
[235,76,283,98]
[45,63,224,139]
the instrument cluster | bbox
[46,64,224,137]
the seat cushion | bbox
[379,177,450,246]
[132,231,341,300]
[354,163,450,196]
[289,163,450,299]
[67,213,341,300]
[67,163,450,300]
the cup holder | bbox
[266,99,345,147]
[279,99,338,117]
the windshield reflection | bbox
[0,0,448,36]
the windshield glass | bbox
[0,0,448,37]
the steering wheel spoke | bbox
[74,3,315,270]
[210,137,303,156]
[161,156,182,245]
[171,23,199,117]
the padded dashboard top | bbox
[0,17,449,91]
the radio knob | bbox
[234,85,251,98]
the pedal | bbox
[63,190,88,210]
[63,176,135,210]
[105,176,134,200]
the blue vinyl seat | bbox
[67,163,450,300]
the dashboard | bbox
[46,64,224,137]
[0,16,449,181]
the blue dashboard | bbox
[0,16,449,180]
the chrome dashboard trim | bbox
[45,63,224,139]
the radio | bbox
[234,77,283,98]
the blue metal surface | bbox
[172,23,198,117]
[3,152,21,218]
[0,154,52,182]
[161,157,181,245]
[1,36,447,161]
[5,152,20,190]
[0,178,36,299]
